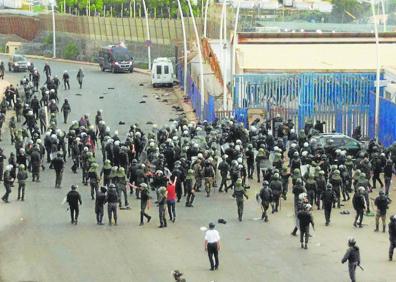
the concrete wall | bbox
[237,42,396,72]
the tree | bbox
[330,0,370,23]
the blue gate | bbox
[234,72,376,136]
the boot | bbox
[304,244,308,250]
[301,243,304,249]
[375,224,379,232]
[383,225,386,233]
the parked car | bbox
[151,57,175,87]
[98,44,134,73]
[311,133,366,157]
[8,54,30,72]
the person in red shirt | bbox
[167,177,177,222]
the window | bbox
[164,65,169,74]
[156,65,162,75]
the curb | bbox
[0,53,150,75]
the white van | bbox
[151,57,175,87]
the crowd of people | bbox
[1,61,396,281]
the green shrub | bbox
[63,42,79,60]
[43,33,53,46]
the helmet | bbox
[109,184,116,189]
[263,180,269,186]
[19,164,25,170]
[273,173,279,179]
[71,184,78,190]
[326,183,332,190]
[296,178,303,184]
[140,183,148,188]
[305,204,312,211]
[348,237,356,246]
[358,186,365,193]
[293,152,299,157]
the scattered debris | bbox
[139,101,146,104]
[162,99,168,103]
[118,121,126,125]
[169,118,174,122]
[108,87,115,90]
[200,226,208,231]
[218,218,227,224]
[146,121,153,125]
[99,96,104,99]
[143,95,148,98]
[75,93,82,96]
[139,83,144,86]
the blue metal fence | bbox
[234,72,376,136]
[369,94,396,147]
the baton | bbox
[358,265,364,271]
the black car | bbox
[8,54,30,72]
[98,45,134,73]
[311,133,366,157]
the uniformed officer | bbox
[17,164,28,201]
[232,178,249,222]
[95,186,107,225]
[341,237,361,282]
[66,185,82,225]
[139,183,152,226]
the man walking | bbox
[389,215,396,261]
[353,187,366,228]
[95,186,107,225]
[167,177,177,222]
[2,165,14,203]
[77,68,84,89]
[341,237,361,282]
[321,183,336,226]
[297,204,314,249]
[374,190,390,232]
[60,99,71,124]
[107,184,119,226]
[204,222,220,271]
[158,186,167,228]
[66,185,82,225]
[52,152,64,188]
[63,71,70,90]
[139,183,152,226]
[232,178,249,222]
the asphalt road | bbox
[1,56,396,282]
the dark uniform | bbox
[259,182,272,222]
[95,187,107,225]
[297,206,314,249]
[321,184,336,226]
[66,186,82,224]
[389,216,396,260]
[107,185,119,225]
[341,239,360,282]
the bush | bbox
[63,42,79,60]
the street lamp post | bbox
[176,0,188,95]
[141,0,151,70]
[371,0,381,140]
[220,0,227,111]
[186,0,205,120]
[204,0,210,37]
[51,1,56,58]
[231,0,241,111]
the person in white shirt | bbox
[204,222,221,270]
